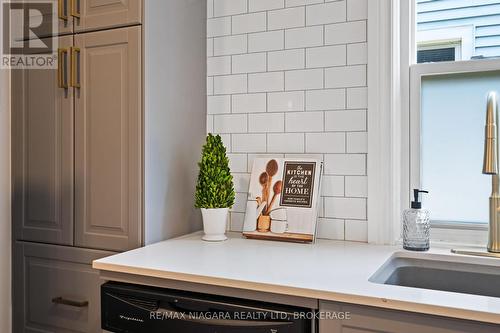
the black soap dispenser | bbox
[402,189,430,251]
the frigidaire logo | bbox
[1,0,58,68]
[119,315,144,323]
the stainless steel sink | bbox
[369,255,500,298]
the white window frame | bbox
[417,25,475,61]
[367,0,496,246]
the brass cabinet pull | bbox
[71,0,80,18]
[52,297,89,308]
[58,0,68,20]
[70,47,81,88]
[57,48,68,89]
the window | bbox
[417,46,456,63]
[409,0,500,231]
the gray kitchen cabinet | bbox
[74,0,142,33]
[319,301,500,333]
[13,241,114,333]
[11,35,74,246]
[12,0,206,330]
[74,26,142,252]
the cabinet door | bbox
[13,241,115,333]
[74,0,141,33]
[74,26,142,252]
[11,35,74,245]
[319,301,500,333]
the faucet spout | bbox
[483,92,498,175]
[483,91,500,253]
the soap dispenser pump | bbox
[403,189,430,251]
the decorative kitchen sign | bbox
[242,158,322,243]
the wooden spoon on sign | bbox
[259,172,269,209]
[265,160,279,207]
[266,180,283,215]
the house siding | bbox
[417,0,500,57]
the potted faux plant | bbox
[195,134,235,241]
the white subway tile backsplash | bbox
[325,21,366,45]
[214,35,247,56]
[233,173,251,192]
[214,74,248,94]
[345,176,367,197]
[347,131,367,153]
[268,7,305,30]
[214,114,248,133]
[214,0,248,17]
[285,26,324,49]
[206,0,369,241]
[306,1,346,25]
[232,53,267,74]
[317,218,345,240]
[268,91,305,112]
[325,110,366,131]
[249,113,285,132]
[324,197,366,220]
[347,43,367,65]
[286,0,323,7]
[306,45,346,68]
[325,65,366,88]
[268,49,305,71]
[347,0,368,20]
[232,192,248,212]
[228,154,248,173]
[232,134,267,152]
[306,89,345,110]
[321,176,345,196]
[232,12,267,34]
[345,219,368,242]
[207,17,231,37]
[207,0,214,18]
[267,133,305,153]
[249,0,284,12]
[285,69,323,90]
[232,93,267,113]
[219,134,232,151]
[207,38,214,57]
[347,87,367,109]
[207,77,214,95]
[324,154,366,175]
[306,132,345,153]
[207,115,214,133]
[230,212,246,231]
[286,111,324,132]
[248,30,285,52]
[285,153,324,161]
[249,72,284,92]
[207,56,231,76]
[207,95,231,114]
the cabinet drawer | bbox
[319,301,499,333]
[13,242,115,333]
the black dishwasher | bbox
[101,282,314,333]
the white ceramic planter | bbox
[201,208,229,241]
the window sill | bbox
[430,225,488,248]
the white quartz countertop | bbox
[93,232,500,324]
